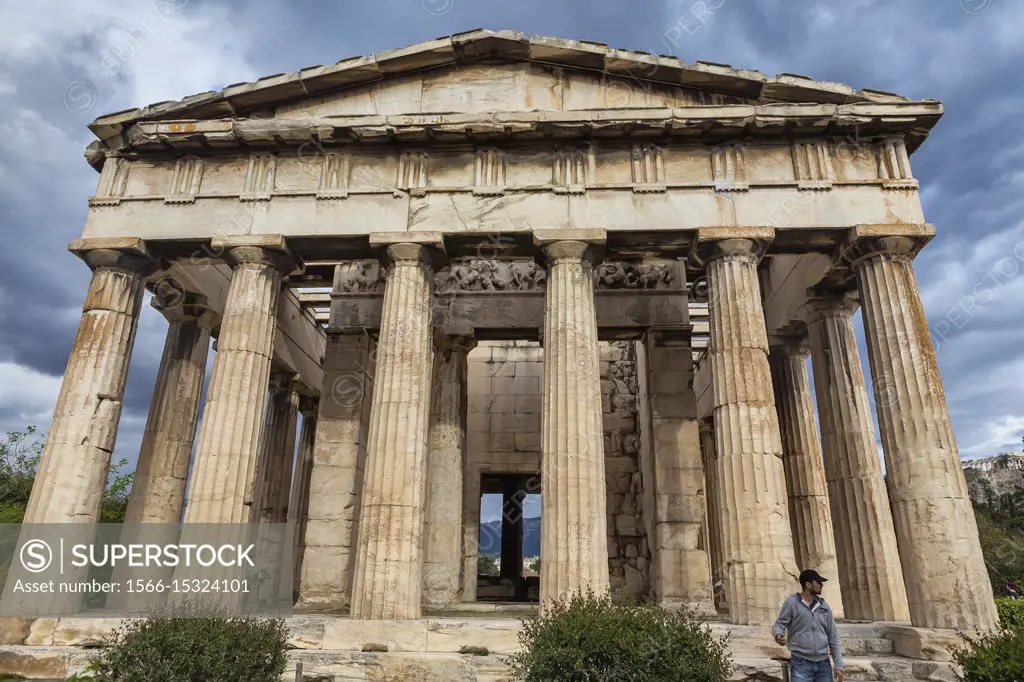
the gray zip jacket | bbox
[772,593,843,670]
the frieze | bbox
[594,262,677,290]
[435,259,546,293]
[335,260,387,294]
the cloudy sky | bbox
[0,0,1021,485]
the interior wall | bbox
[460,339,651,601]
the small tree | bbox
[0,426,43,522]
[478,553,499,577]
[0,426,133,523]
[84,616,288,682]
[506,590,732,681]
[952,625,1024,681]
[100,457,133,523]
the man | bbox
[772,569,844,682]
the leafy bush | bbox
[478,553,499,577]
[83,616,288,682]
[506,591,731,681]
[953,625,1024,682]
[995,597,1024,631]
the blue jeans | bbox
[789,655,833,682]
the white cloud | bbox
[0,362,62,429]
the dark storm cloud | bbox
[0,0,1021,463]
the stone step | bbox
[0,645,959,681]
[730,656,957,682]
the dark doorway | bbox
[477,474,540,602]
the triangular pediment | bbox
[88,30,922,142]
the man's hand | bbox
[834,669,843,681]
[774,632,786,646]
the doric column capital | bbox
[269,371,301,396]
[298,395,318,418]
[68,237,160,277]
[698,417,715,438]
[799,290,859,323]
[840,224,934,270]
[149,283,221,329]
[211,235,301,274]
[433,332,477,355]
[768,336,811,359]
[369,231,445,272]
[386,242,435,267]
[693,226,774,267]
[534,229,606,267]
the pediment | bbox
[87,30,924,142]
[273,61,749,119]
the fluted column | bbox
[290,396,318,600]
[769,339,845,618]
[183,236,297,524]
[349,243,435,620]
[804,295,909,622]
[700,235,797,625]
[423,334,475,609]
[699,418,728,611]
[124,296,216,525]
[24,239,156,524]
[253,373,300,523]
[851,235,997,630]
[539,237,610,605]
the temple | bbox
[7,30,997,680]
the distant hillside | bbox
[479,516,540,557]
[963,452,1024,592]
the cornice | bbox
[93,102,941,161]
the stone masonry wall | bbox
[601,341,650,600]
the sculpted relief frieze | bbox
[435,260,546,293]
[335,260,388,294]
[335,259,682,295]
[594,262,678,290]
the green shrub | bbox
[83,616,288,682]
[506,591,731,681]
[995,598,1024,631]
[952,626,1024,682]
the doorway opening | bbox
[477,474,540,602]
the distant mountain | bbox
[479,516,540,558]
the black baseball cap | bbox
[799,569,828,584]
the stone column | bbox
[850,233,998,630]
[24,238,156,524]
[252,373,300,523]
[804,294,909,622]
[290,396,318,600]
[124,296,215,524]
[768,338,845,619]
[698,418,728,611]
[423,334,475,610]
[642,332,715,614]
[297,331,376,613]
[349,241,436,620]
[537,231,610,605]
[183,236,297,524]
[698,231,797,625]
[111,293,218,613]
